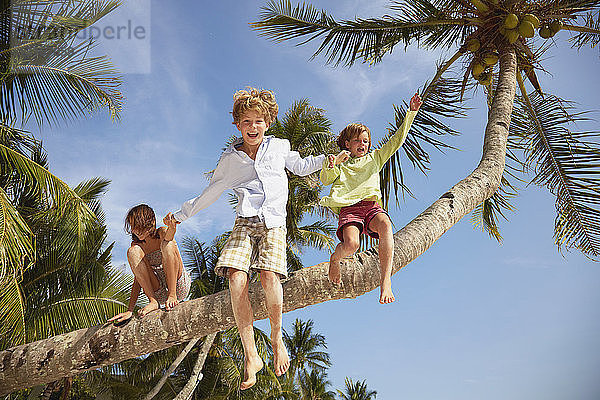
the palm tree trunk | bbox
[143,338,201,400]
[173,332,217,400]
[0,49,517,396]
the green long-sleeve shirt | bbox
[320,110,418,214]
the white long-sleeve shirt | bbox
[173,136,326,229]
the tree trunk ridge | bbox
[0,50,517,395]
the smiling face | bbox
[236,109,269,149]
[345,130,371,158]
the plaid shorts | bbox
[215,216,288,278]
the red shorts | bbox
[337,200,388,241]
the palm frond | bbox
[0,186,35,292]
[567,10,600,50]
[252,0,468,66]
[0,274,26,350]
[1,0,123,126]
[379,72,467,208]
[470,176,518,242]
[511,90,600,260]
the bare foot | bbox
[379,278,395,304]
[138,300,160,317]
[328,257,341,285]
[272,334,290,376]
[240,354,263,390]
[165,295,179,311]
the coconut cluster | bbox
[467,38,499,86]
[499,12,561,43]
[463,1,565,87]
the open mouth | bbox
[247,132,259,138]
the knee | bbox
[127,245,144,262]
[228,270,248,291]
[260,270,279,287]
[345,238,360,252]
[160,239,178,254]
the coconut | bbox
[539,26,553,39]
[518,21,535,38]
[504,13,519,29]
[467,38,481,52]
[472,62,485,77]
[522,14,540,29]
[499,25,507,35]
[483,53,499,65]
[478,71,492,86]
[550,20,563,35]
[505,28,519,44]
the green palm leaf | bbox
[379,73,466,208]
[0,274,26,349]
[470,176,518,242]
[252,0,468,66]
[568,10,600,49]
[1,0,123,126]
[511,90,600,260]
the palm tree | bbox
[283,318,331,385]
[0,138,131,352]
[337,378,377,400]
[0,0,123,339]
[252,0,600,259]
[298,370,336,400]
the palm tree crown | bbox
[252,0,600,260]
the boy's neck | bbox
[239,140,261,160]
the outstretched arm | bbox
[283,140,327,176]
[374,92,422,166]
[172,154,232,223]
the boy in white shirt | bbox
[166,87,325,390]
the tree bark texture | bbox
[0,51,517,396]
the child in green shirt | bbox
[320,93,422,304]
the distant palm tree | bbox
[298,370,336,400]
[253,0,600,259]
[337,378,377,400]
[283,318,331,385]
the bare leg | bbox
[127,246,161,316]
[161,240,184,311]
[368,213,395,304]
[228,269,263,390]
[328,224,361,285]
[260,270,290,377]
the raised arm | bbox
[172,154,232,223]
[374,93,422,166]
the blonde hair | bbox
[337,123,371,151]
[231,87,279,125]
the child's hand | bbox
[410,92,423,111]
[334,150,351,165]
[163,212,179,229]
[328,154,336,168]
[108,310,133,324]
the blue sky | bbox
[38,1,600,398]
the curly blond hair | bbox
[337,123,371,151]
[231,87,279,125]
